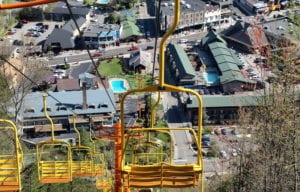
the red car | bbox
[129,46,139,51]
[20,19,29,24]
[93,52,103,57]
[6,31,15,35]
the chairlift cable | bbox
[63,0,117,112]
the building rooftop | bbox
[121,20,142,39]
[168,43,196,78]
[208,41,254,84]
[221,21,269,49]
[160,0,206,16]
[187,95,259,108]
[56,78,80,91]
[19,89,116,119]
[83,24,119,37]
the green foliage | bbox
[17,7,43,20]
[106,12,120,24]
[119,0,136,9]
[0,74,12,117]
[22,163,100,192]
[97,58,123,77]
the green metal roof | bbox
[201,30,227,47]
[167,43,196,77]
[220,71,254,84]
[121,20,142,39]
[207,41,253,84]
[187,95,259,108]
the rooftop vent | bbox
[57,106,67,111]
[88,104,96,109]
[74,105,82,110]
[25,108,35,113]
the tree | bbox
[0,73,12,118]
[106,12,120,24]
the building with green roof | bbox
[185,95,259,125]
[166,43,197,85]
[200,29,256,93]
[119,11,142,42]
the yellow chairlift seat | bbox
[123,163,201,188]
[0,120,23,191]
[36,95,72,183]
[96,169,113,191]
[37,142,72,183]
[71,115,94,177]
[121,127,202,188]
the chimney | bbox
[82,80,88,110]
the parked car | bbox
[220,150,228,158]
[13,40,24,46]
[36,22,43,26]
[129,46,139,51]
[232,149,238,157]
[20,19,29,24]
[221,128,227,135]
[6,31,15,35]
[145,46,154,50]
[14,22,23,28]
[93,52,103,57]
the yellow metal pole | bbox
[43,94,55,142]
[158,0,180,87]
[72,115,81,147]
[150,92,161,128]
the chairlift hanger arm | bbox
[0,0,59,10]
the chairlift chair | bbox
[0,119,23,191]
[36,94,72,183]
[71,115,94,177]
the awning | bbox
[35,124,64,133]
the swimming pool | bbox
[110,79,127,93]
[203,73,219,84]
[97,0,110,4]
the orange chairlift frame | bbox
[36,94,72,183]
[0,119,23,192]
[71,115,94,177]
[119,0,204,190]
[0,0,59,10]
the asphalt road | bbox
[48,30,208,66]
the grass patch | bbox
[97,58,123,77]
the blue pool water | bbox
[110,80,127,93]
[203,73,219,84]
[97,0,110,4]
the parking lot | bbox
[6,20,64,46]
[200,125,252,179]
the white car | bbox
[220,150,227,158]
[232,149,238,157]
